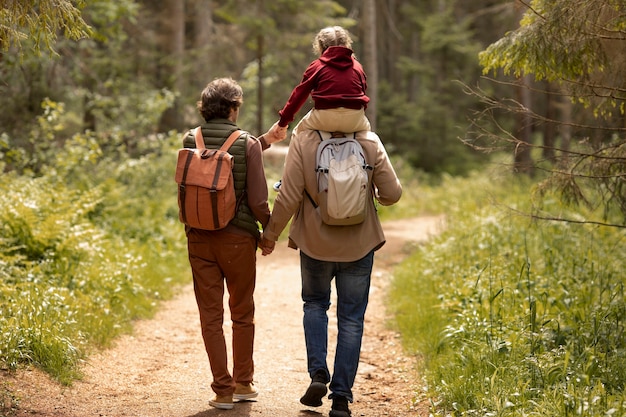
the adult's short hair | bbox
[197,77,243,121]
[313,26,353,56]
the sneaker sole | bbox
[299,382,327,407]
[233,391,259,400]
[209,400,234,410]
[329,411,351,417]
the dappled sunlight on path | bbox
[4,216,442,417]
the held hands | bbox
[266,121,288,144]
[259,233,276,256]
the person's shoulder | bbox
[288,130,322,153]
[356,131,387,157]
[352,56,366,69]
[293,129,321,142]
[356,130,381,144]
[304,58,324,72]
[239,131,261,146]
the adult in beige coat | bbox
[260,129,402,417]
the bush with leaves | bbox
[0,102,187,384]
[391,171,626,416]
[471,0,626,227]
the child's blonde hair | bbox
[313,26,353,56]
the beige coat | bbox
[263,129,402,262]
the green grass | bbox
[389,168,626,416]
[0,131,189,385]
[0,124,294,387]
[2,113,624,417]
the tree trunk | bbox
[193,0,213,89]
[514,75,535,175]
[363,0,377,131]
[381,0,401,90]
[158,0,185,132]
[256,0,264,136]
[407,31,419,103]
[512,3,533,175]
[256,32,264,136]
[560,96,572,155]
[542,81,556,162]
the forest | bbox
[3,0,626,186]
[1,1,625,416]
[1,0,530,176]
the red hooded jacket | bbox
[278,46,369,127]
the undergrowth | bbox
[390,169,626,416]
[0,104,188,385]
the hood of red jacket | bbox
[318,46,354,70]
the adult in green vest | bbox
[182,77,285,410]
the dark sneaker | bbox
[299,370,328,407]
[329,396,351,417]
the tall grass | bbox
[390,169,626,416]
[0,123,188,384]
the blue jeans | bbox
[300,250,374,402]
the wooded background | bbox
[1,0,626,195]
[1,0,517,176]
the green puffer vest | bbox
[183,120,260,239]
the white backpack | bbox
[307,131,373,226]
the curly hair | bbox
[312,26,353,56]
[197,77,243,122]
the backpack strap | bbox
[305,189,318,208]
[193,127,242,151]
[222,130,246,214]
[193,127,205,149]
[220,129,243,152]
[304,130,326,209]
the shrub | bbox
[391,171,626,416]
[0,125,187,384]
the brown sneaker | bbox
[209,394,234,410]
[234,382,259,400]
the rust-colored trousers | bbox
[186,228,257,396]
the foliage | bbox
[0,102,188,384]
[474,0,626,225]
[465,88,626,226]
[373,0,494,175]
[376,79,488,176]
[1,0,510,178]
[390,170,626,416]
[0,0,91,54]
[533,139,626,225]
[0,0,174,158]
[479,0,626,116]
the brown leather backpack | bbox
[175,128,242,230]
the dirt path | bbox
[3,216,443,417]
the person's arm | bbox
[257,134,271,151]
[262,136,306,242]
[245,137,270,228]
[368,132,402,206]
[259,122,288,147]
[278,61,320,127]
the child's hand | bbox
[267,122,288,143]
